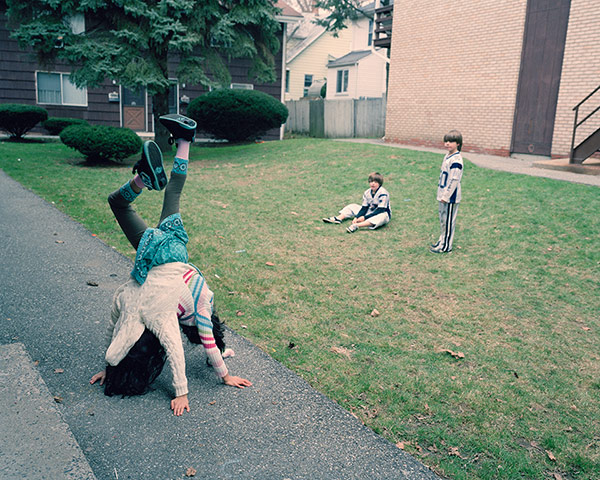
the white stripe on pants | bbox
[437,202,459,252]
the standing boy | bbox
[430,130,463,253]
[322,172,391,233]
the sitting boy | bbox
[322,172,391,233]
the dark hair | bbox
[103,328,166,397]
[444,130,463,151]
[368,172,384,186]
[103,308,228,398]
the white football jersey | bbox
[362,186,391,217]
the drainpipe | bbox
[280,23,288,140]
[370,46,390,64]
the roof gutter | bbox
[276,14,303,23]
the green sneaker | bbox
[159,113,197,143]
[132,141,167,191]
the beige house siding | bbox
[356,55,387,98]
[286,28,353,100]
[552,0,600,158]
[326,54,386,99]
[385,0,527,156]
[351,15,373,51]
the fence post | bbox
[353,99,358,138]
[309,99,325,138]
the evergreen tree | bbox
[313,0,370,34]
[6,0,281,149]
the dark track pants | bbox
[107,172,186,250]
[436,201,459,252]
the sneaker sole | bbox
[159,114,197,142]
[429,248,452,254]
[143,141,167,190]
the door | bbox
[511,0,570,156]
[122,88,146,131]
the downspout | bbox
[280,23,287,141]
[354,61,359,99]
[370,46,390,64]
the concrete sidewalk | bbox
[0,168,441,480]
[0,343,96,480]
[337,138,600,187]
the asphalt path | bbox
[0,169,441,480]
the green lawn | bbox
[1,138,599,480]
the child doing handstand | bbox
[90,114,251,415]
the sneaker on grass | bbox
[132,141,167,191]
[322,216,341,224]
[429,246,452,254]
[346,224,358,233]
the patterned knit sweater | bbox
[105,262,227,398]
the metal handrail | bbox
[576,104,600,128]
[573,84,600,111]
[570,84,600,162]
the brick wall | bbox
[385,1,527,155]
[551,0,600,158]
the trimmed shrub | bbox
[0,103,48,139]
[60,124,142,162]
[42,117,89,135]
[187,89,288,143]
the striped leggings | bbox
[436,202,459,252]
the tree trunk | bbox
[152,46,172,152]
[152,90,171,152]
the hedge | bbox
[43,117,89,135]
[0,104,48,139]
[187,89,288,143]
[60,124,142,162]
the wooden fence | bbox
[285,97,386,138]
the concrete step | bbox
[0,343,96,480]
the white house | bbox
[325,2,388,100]
[325,50,387,99]
[285,16,353,100]
[285,1,388,101]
